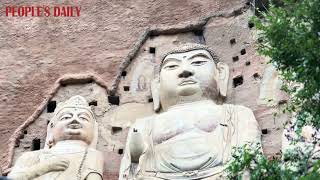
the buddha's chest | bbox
[38,152,86,180]
[152,105,224,144]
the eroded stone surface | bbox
[0,0,246,162]
[1,1,290,179]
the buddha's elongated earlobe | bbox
[216,62,229,97]
[151,78,161,112]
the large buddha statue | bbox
[8,95,104,180]
[119,44,261,179]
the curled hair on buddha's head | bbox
[159,43,220,71]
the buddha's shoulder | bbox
[131,114,158,127]
[222,104,255,115]
[15,149,43,162]
[87,147,102,154]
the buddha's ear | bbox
[151,78,161,112]
[44,122,54,149]
[216,62,229,97]
[89,121,99,148]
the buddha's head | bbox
[152,43,229,111]
[48,96,96,146]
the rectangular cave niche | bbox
[108,95,120,105]
[233,75,243,88]
[123,86,130,91]
[121,71,127,77]
[240,48,246,55]
[31,138,41,151]
[232,56,239,62]
[149,47,156,54]
[47,101,57,113]
[89,100,98,106]
[112,126,123,135]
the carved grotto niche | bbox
[6,74,112,178]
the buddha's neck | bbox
[52,140,88,152]
[166,99,216,111]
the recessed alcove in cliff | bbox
[47,101,56,113]
[10,76,111,165]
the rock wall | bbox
[0,0,288,179]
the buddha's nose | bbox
[178,70,194,78]
[70,119,80,124]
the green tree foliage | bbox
[226,143,320,180]
[226,0,320,179]
[254,0,320,131]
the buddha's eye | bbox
[191,60,207,66]
[78,113,90,121]
[60,114,72,121]
[163,64,179,70]
[79,116,89,121]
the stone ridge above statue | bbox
[119,43,261,180]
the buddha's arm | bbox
[8,152,69,180]
[85,149,104,180]
[237,106,261,144]
[129,127,147,163]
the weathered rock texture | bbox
[0,0,288,179]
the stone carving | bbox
[119,43,261,179]
[8,95,104,180]
[137,75,147,91]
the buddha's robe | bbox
[120,103,261,180]
[9,146,103,180]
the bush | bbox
[226,0,320,179]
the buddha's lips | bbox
[179,79,197,86]
[67,124,82,129]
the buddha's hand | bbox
[8,158,70,180]
[130,128,146,163]
[43,157,70,172]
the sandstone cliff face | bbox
[0,0,287,179]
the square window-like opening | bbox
[149,47,156,54]
[240,49,246,55]
[108,95,120,105]
[230,38,236,45]
[89,100,98,106]
[233,75,243,88]
[112,126,123,134]
[232,56,239,62]
[121,71,127,77]
[262,129,268,134]
[31,138,41,151]
[248,22,255,29]
[47,101,56,113]
[253,73,261,80]
[123,86,130,91]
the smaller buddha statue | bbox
[8,95,104,180]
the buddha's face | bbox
[160,49,218,104]
[52,107,95,145]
